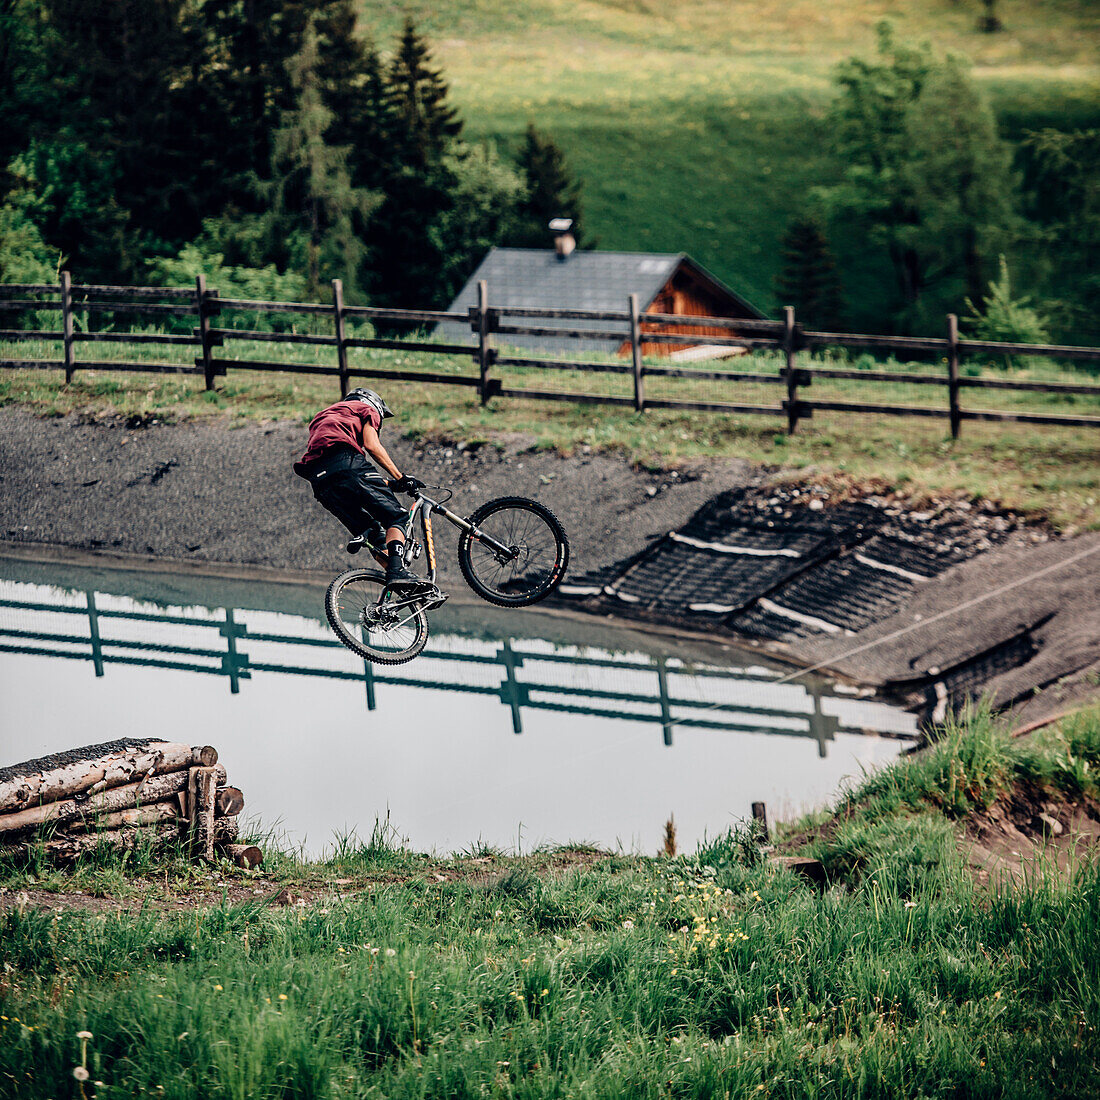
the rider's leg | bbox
[384,526,428,589]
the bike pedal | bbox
[417,587,448,611]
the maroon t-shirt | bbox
[293,400,382,475]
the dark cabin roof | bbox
[436,248,765,354]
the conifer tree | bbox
[366,19,464,308]
[899,57,1014,311]
[386,17,462,172]
[774,216,844,330]
[314,0,392,192]
[260,19,377,298]
[509,124,585,249]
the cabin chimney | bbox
[549,217,575,261]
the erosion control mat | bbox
[556,485,1100,722]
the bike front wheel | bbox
[325,569,430,664]
[458,497,569,607]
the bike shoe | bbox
[384,560,431,591]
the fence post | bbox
[476,279,492,405]
[195,274,216,391]
[60,270,75,384]
[656,656,672,746]
[332,278,349,398]
[629,292,645,412]
[783,305,799,434]
[85,590,104,677]
[947,312,961,440]
[499,638,524,734]
[751,801,769,843]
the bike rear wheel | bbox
[458,497,569,607]
[325,569,430,664]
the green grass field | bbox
[3,706,1100,1098]
[353,0,1100,329]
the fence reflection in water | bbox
[0,579,916,756]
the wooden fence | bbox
[3,274,1100,436]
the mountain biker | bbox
[293,389,428,590]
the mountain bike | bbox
[325,488,569,665]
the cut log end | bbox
[220,842,263,869]
[215,787,245,817]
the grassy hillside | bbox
[3,707,1100,1097]
[358,1,1100,328]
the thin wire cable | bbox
[664,539,1100,733]
[404,540,1100,830]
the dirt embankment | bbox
[1,405,1097,723]
[0,406,754,582]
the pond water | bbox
[0,555,918,857]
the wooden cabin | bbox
[438,245,766,359]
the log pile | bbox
[0,740,261,868]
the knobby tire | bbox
[325,568,429,664]
[457,496,569,607]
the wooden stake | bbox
[332,279,349,398]
[783,306,799,434]
[752,801,769,842]
[192,766,218,862]
[61,271,75,384]
[947,312,961,440]
[476,280,492,405]
[196,274,215,391]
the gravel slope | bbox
[0,406,755,584]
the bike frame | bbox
[400,490,515,585]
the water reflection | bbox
[0,558,917,854]
[0,579,914,754]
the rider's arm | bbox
[361,422,403,481]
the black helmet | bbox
[346,388,392,420]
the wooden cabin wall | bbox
[635,267,755,356]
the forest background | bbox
[0,0,1098,343]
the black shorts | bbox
[300,447,408,536]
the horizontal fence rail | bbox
[2,274,1099,436]
[0,585,917,750]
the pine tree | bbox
[978,0,1003,34]
[366,19,464,308]
[314,0,393,192]
[260,19,377,298]
[386,18,462,172]
[774,216,844,330]
[509,123,585,249]
[38,0,204,272]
